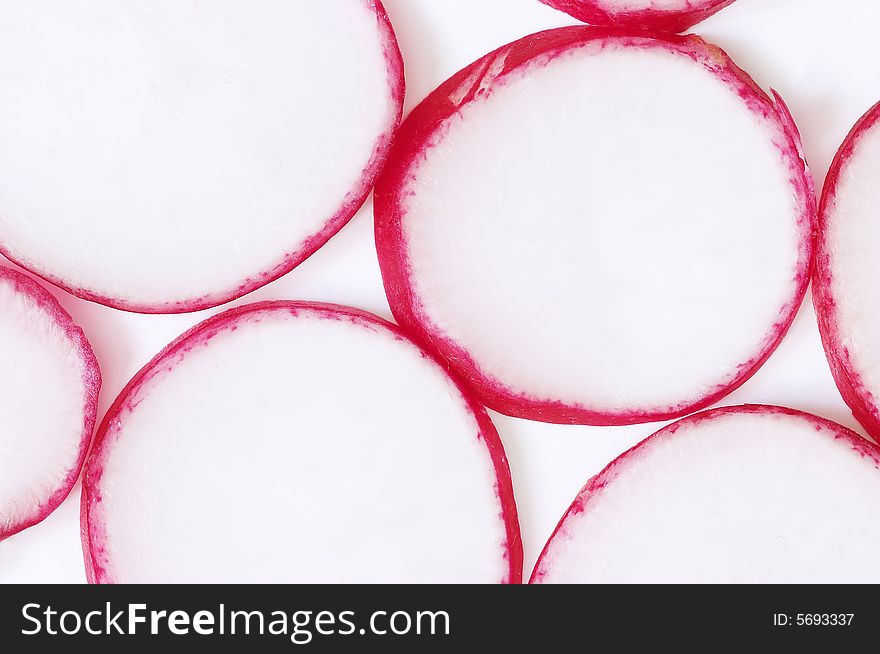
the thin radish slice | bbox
[815,101,880,440]
[81,302,521,583]
[0,1,404,314]
[0,267,100,541]
[531,405,880,584]
[539,0,736,32]
[374,28,815,426]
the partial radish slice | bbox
[82,302,521,583]
[539,0,736,32]
[0,267,100,541]
[815,101,880,440]
[374,28,815,426]
[0,1,403,314]
[531,405,880,584]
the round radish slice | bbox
[81,302,521,583]
[0,1,403,314]
[531,405,880,584]
[375,28,815,426]
[0,267,100,541]
[539,0,735,32]
[815,101,880,441]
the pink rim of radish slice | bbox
[814,101,880,441]
[81,301,521,583]
[0,1,404,314]
[539,0,736,32]
[531,405,880,583]
[374,27,815,426]
[0,266,100,542]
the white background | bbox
[2,0,879,583]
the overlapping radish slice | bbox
[815,102,880,440]
[0,1,404,313]
[0,267,100,541]
[539,0,735,32]
[532,406,880,584]
[374,28,815,426]
[81,302,521,583]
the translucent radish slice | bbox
[539,0,736,32]
[0,1,404,313]
[532,405,880,583]
[375,28,814,425]
[815,101,880,440]
[0,267,100,541]
[82,302,521,583]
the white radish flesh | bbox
[538,0,736,32]
[374,29,814,425]
[532,405,880,584]
[0,0,403,313]
[815,101,880,440]
[0,267,100,541]
[82,302,521,583]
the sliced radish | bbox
[815,102,880,440]
[531,405,880,583]
[539,0,736,32]
[82,302,521,583]
[0,267,100,541]
[0,1,403,313]
[374,28,815,426]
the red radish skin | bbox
[539,0,736,32]
[0,1,404,314]
[81,301,522,584]
[374,27,816,426]
[531,405,880,584]
[814,101,880,440]
[0,267,101,542]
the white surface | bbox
[0,0,879,583]
[533,410,880,583]
[824,117,880,409]
[402,36,802,413]
[92,307,509,583]
[0,0,396,308]
[0,276,88,533]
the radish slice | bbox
[0,1,403,314]
[531,405,880,584]
[374,28,815,426]
[539,0,736,32]
[0,267,100,541]
[81,302,521,583]
[815,102,880,440]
